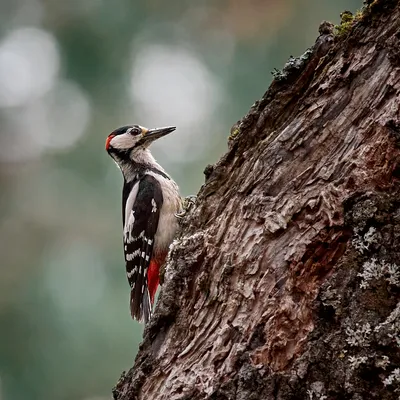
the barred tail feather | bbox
[130,286,152,324]
[142,288,152,324]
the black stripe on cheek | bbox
[129,161,171,180]
[148,166,170,180]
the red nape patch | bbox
[105,134,115,150]
[147,260,160,305]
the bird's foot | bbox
[175,195,197,219]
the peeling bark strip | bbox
[114,1,400,399]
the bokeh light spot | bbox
[0,27,60,108]
[129,44,222,162]
[0,80,91,162]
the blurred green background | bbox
[0,1,361,399]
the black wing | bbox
[122,174,163,323]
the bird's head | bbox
[106,124,175,163]
[106,125,175,154]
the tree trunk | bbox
[113,1,400,399]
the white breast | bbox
[147,171,182,254]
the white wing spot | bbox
[141,251,146,259]
[127,265,138,278]
[126,249,141,261]
[124,210,136,243]
[146,255,149,261]
[151,198,157,213]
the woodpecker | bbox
[106,125,182,324]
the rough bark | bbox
[113,1,400,399]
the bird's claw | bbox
[175,195,197,219]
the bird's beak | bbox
[142,126,176,143]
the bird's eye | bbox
[128,127,141,136]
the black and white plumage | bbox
[106,125,182,323]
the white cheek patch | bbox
[111,134,138,150]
